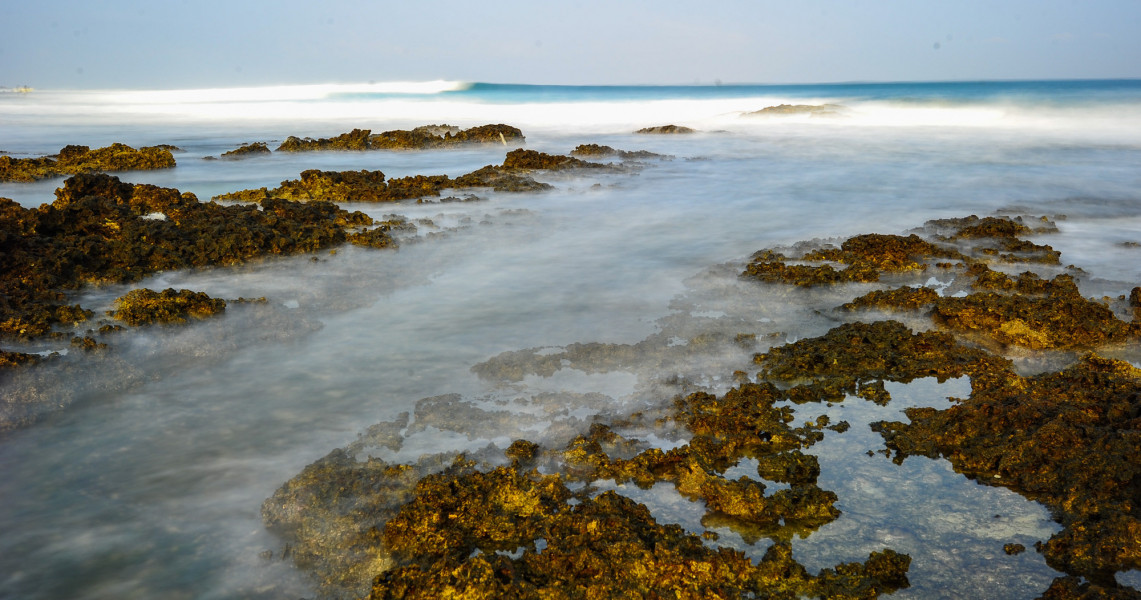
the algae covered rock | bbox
[277,128,373,152]
[0,143,176,182]
[843,271,1139,351]
[108,288,226,326]
[873,353,1141,584]
[927,274,1137,350]
[0,173,384,347]
[744,233,961,287]
[569,144,666,160]
[635,124,696,134]
[263,211,1141,599]
[216,148,612,204]
[0,349,42,369]
[265,380,907,599]
[275,124,524,152]
[501,148,606,170]
[220,142,271,158]
[372,485,909,600]
[755,320,1013,403]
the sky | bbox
[1,0,1139,89]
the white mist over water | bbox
[1,82,1140,599]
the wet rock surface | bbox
[0,143,176,182]
[220,142,271,159]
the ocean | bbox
[1,80,1140,599]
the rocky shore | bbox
[0,129,663,430]
[261,212,1141,598]
[2,124,1139,599]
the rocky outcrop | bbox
[220,142,271,159]
[275,124,525,152]
[0,143,176,182]
[0,174,388,341]
[634,125,696,134]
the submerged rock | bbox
[0,143,176,182]
[743,103,846,117]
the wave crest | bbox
[92,80,473,104]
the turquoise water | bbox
[1,80,1140,599]
[380,78,1141,104]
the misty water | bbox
[2,82,1141,598]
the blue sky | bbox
[2,0,1139,89]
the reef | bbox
[0,143,176,182]
[0,349,41,370]
[746,216,1138,352]
[107,288,227,326]
[635,125,696,134]
[743,104,846,117]
[266,384,910,600]
[0,174,390,344]
[873,353,1141,587]
[261,212,1141,598]
[755,320,1015,404]
[372,477,908,600]
[216,149,626,204]
[745,233,963,286]
[569,143,668,160]
[275,124,524,152]
[740,214,1141,592]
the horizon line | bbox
[4,77,1141,94]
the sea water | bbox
[1,80,1140,599]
